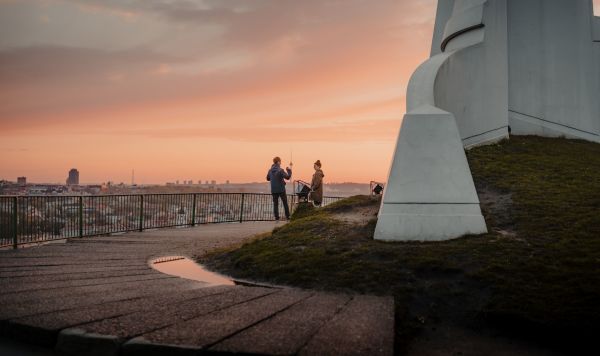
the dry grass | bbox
[199,136,600,354]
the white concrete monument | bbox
[375,0,600,241]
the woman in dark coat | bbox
[310,160,324,206]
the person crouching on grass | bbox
[266,156,292,221]
[310,160,324,207]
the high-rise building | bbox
[17,177,26,186]
[66,169,79,186]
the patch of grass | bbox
[322,194,379,212]
[199,136,600,353]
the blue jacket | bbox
[266,164,292,194]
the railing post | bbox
[290,194,295,214]
[191,194,197,227]
[12,197,18,249]
[139,195,144,232]
[78,196,83,238]
[239,193,245,223]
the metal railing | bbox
[0,193,343,248]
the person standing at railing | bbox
[310,160,325,207]
[266,156,292,221]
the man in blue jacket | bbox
[266,156,292,220]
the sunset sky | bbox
[1,1,598,184]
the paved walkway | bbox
[0,222,394,355]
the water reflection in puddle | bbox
[151,256,235,286]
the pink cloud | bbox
[0,0,436,183]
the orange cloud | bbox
[0,0,436,184]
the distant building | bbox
[198,180,202,185]
[17,177,26,186]
[211,180,216,185]
[66,169,79,186]
[176,180,179,185]
[225,180,230,184]
[205,180,209,185]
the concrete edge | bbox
[374,204,488,242]
[121,336,202,356]
[509,110,600,143]
[232,278,283,289]
[4,319,58,348]
[55,328,122,356]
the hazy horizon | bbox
[1,178,372,186]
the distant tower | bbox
[66,169,79,186]
[17,177,27,186]
[131,169,135,186]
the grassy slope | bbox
[198,136,600,353]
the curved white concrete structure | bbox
[376,0,600,241]
[508,0,600,141]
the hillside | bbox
[198,136,600,355]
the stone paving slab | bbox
[0,256,146,265]
[0,262,150,274]
[0,259,148,267]
[0,266,152,279]
[6,286,233,347]
[1,272,171,294]
[0,275,179,305]
[1,268,158,285]
[0,278,204,321]
[0,222,395,355]
[298,295,395,356]
[122,288,314,354]
[0,263,149,274]
[65,286,277,342]
[210,292,352,355]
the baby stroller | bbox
[294,180,312,202]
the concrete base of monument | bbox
[374,203,488,242]
[375,107,488,242]
[509,111,600,144]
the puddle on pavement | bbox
[151,256,235,286]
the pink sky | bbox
[0,0,438,184]
[2,1,596,184]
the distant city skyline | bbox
[0,176,367,186]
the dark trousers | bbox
[272,192,290,219]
